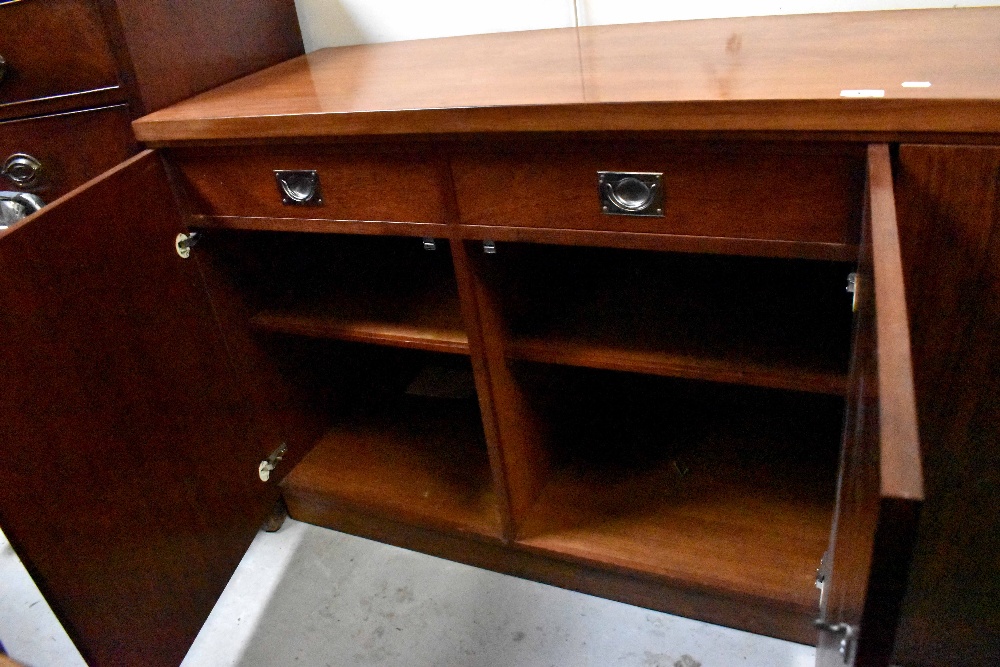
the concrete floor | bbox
[1,519,815,666]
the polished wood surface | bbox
[202,231,468,355]
[892,145,1000,667]
[513,374,841,616]
[286,482,817,645]
[452,141,864,245]
[486,244,853,395]
[171,145,449,224]
[817,145,923,667]
[282,392,501,540]
[134,7,1000,142]
[96,0,303,116]
[0,152,283,667]
[0,104,136,201]
[0,0,122,120]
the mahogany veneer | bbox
[19,8,1000,667]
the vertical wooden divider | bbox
[441,147,551,541]
[450,240,553,541]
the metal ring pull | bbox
[274,169,322,205]
[598,171,664,217]
[2,154,44,188]
[0,191,45,229]
[605,177,654,212]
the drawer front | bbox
[0,0,122,117]
[452,142,866,245]
[0,105,136,202]
[171,146,450,225]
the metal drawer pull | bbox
[598,171,664,217]
[2,154,44,188]
[0,191,44,229]
[274,169,322,205]
[0,54,7,84]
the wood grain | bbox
[0,152,281,667]
[199,231,467,356]
[816,145,923,667]
[515,379,842,615]
[891,145,1000,667]
[0,0,122,120]
[133,7,1000,142]
[486,244,853,395]
[96,0,303,116]
[0,105,136,200]
[282,392,501,540]
[452,140,864,246]
[169,145,450,225]
[288,488,820,646]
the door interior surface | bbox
[0,152,282,667]
[816,145,925,667]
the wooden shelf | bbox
[209,231,469,354]
[251,298,469,355]
[493,246,853,395]
[508,336,846,395]
[281,394,501,540]
[514,378,843,611]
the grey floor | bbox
[1,519,815,666]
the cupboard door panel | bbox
[816,144,924,667]
[0,152,275,667]
[892,144,1000,667]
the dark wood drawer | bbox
[0,0,122,119]
[451,141,866,247]
[170,145,451,229]
[0,105,136,201]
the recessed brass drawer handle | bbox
[2,153,44,188]
[598,171,664,217]
[274,169,322,205]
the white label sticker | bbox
[840,89,886,98]
[902,81,932,88]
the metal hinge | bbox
[175,232,201,258]
[846,272,859,312]
[258,442,287,482]
[815,620,858,664]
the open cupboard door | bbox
[816,144,925,667]
[0,151,309,667]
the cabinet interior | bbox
[201,230,500,538]
[197,226,857,634]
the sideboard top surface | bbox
[133,7,1000,143]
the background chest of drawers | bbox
[0,0,302,222]
[2,7,1000,667]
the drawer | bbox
[0,105,136,202]
[170,145,451,226]
[451,141,866,246]
[0,0,122,118]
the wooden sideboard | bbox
[2,7,999,667]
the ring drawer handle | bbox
[2,153,44,188]
[274,169,323,205]
[598,171,664,217]
[0,191,45,229]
